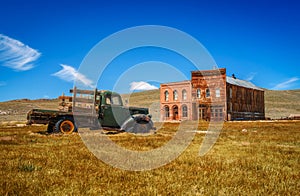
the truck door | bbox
[99,93,129,128]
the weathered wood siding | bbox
[226,83,265,120]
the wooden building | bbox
[160,68,265,121]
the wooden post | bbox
[72,86,77,110]
[93,88,97,115]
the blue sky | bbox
[0,0,299,101]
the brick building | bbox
[160,80,192,121]
[160,68,265,121]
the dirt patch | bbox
[0,136,15,141]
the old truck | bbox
[26,87,155,134]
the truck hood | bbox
[127,106,149,116]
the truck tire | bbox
[47,121,56,133]
[47,124,54,133]
[55,119,76,134]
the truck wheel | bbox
[55,119,76,134]
[47,124,54,133]
[47,121,56,133]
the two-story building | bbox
[160,68,265,121]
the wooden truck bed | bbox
[26,87,99,126]
[26,109,72,125]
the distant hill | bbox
[121,90,161,121]
[0,99,59,122]
[264,89,300,119]
[0,89,299,122]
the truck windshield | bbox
[106,94,122,106]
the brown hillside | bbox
[0,99,59,122]
[264,89,300,119]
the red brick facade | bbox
[160,68,265,121]
[160,80,192,121]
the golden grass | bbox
[1,121,299,195]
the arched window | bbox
[182,105,188,117]
[164,106,170,118]
[182,89,187,100]
[164,91,169,101]
[206,88,210,97]
[196,88,201,98]
[173,90,178,101]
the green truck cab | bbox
[27,88,155,134]
[96,90,153,132]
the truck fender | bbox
[121,114,154,133]
[120,117,135,133]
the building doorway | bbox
[199,104,207,120]
[172,105,179,120]
[164,105,170,120]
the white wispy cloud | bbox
[272,77,299,90]
[52,64,95,88]
[0,34,41,71]
[130,81,158,91]
[245,72,257,81]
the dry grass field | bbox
[1,121,299,195]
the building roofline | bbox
[160,80,191,86]
[226,76,263,91]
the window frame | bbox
[215,88,220,98]
[164,105,170,118]
[196,88,201,99]
[182,105,188,117]
[182,89,187,100]
[206,88,210,98]
[173,90,178,101]
[164,90,169,101]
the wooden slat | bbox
[70,88,95,95]
[73,107,95,113]
[58,96,72,101]
[74,97,94,103]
